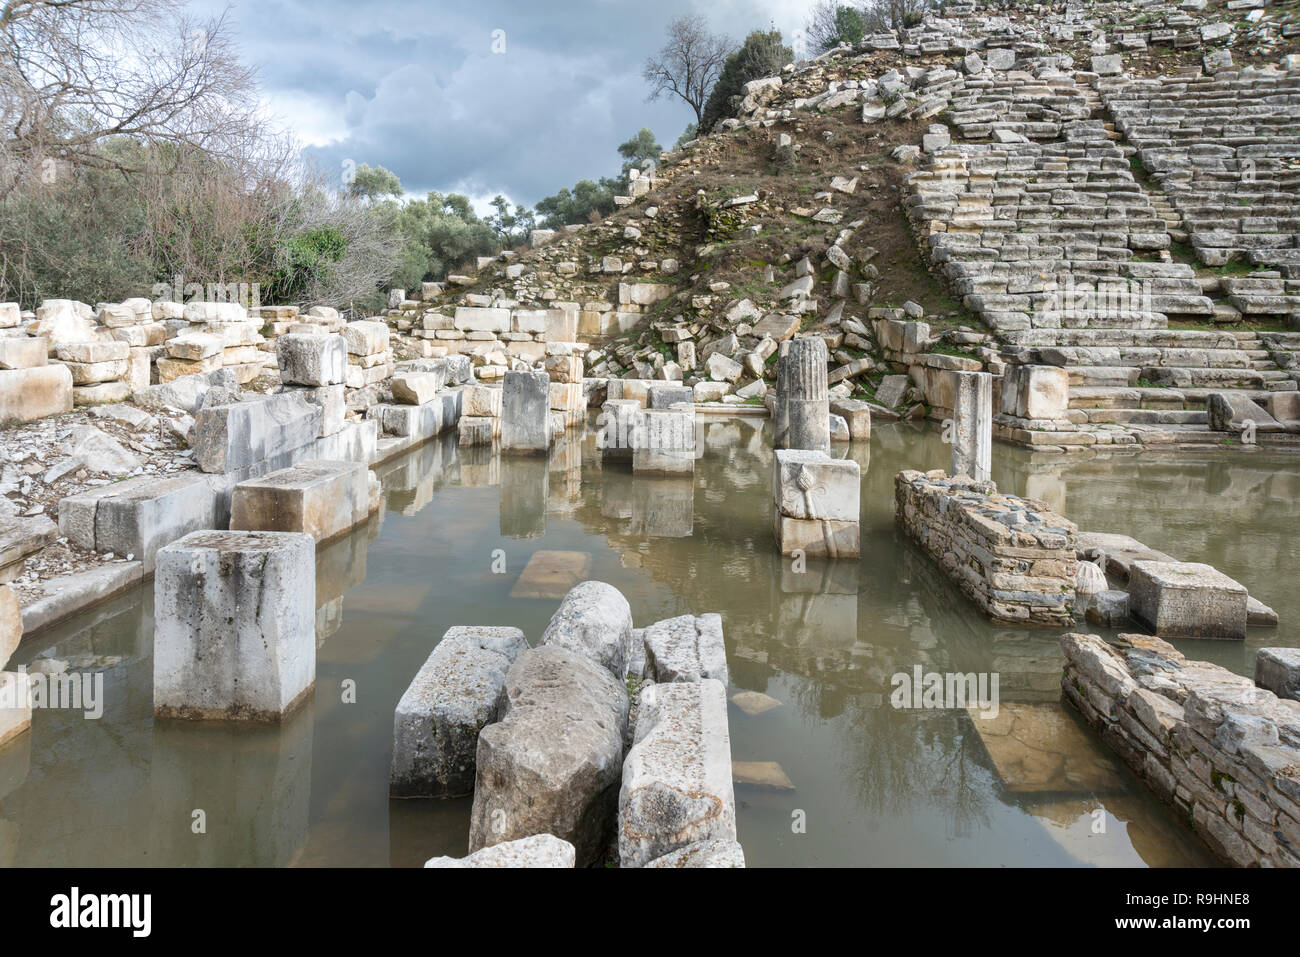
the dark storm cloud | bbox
[205,0,806,206]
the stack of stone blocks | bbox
[895,469,1078,625]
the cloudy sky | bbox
[197,0,813,211]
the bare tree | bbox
[642,14,731,128]
[0,0,260,198]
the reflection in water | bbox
[4,413,1294,866]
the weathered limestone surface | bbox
[424,834,575,868]
[642,613,728,685]
[0,671,32,747]
[230,460,375,543]
[0,585,19,670]
[539,580,634,679]
[619,679,736,867]
[391,626,528,798]
[646,839,746,868]
[632,408,696,474]
[774,337,830,452]
[501,370,551,454]
[276,333,347,387]
[1129,561,1247,641]
[1062,632,1300,868]
[469,644,630,867]
[58,473,218,572]
[599,399,639,461]
[1256,649,1300,702]
[773,449,860,558]
[0,365,73,426]
[895,470,1077,625]
[192,392,321,474]
[153,530,316,721]
[950,370,992,482]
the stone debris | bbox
[469,644,630,867]
[424,833,575,868]
[391,626,528,798]
[618,678,737,867]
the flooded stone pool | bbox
[5,416,1298,867]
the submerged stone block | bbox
[1129,561,1247,640]
[1255,648,1300,701]
[469,645,629,867]
[773,513,861,558]
[598,399,639,461]
[153,530,316,721]
[391,626,528,798]
[230,460,374,543]
[632,408,696,475]
[619,679,736,867]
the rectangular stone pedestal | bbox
[154,530,316,721]
[501,370,552,454]
[1129,561,1247,640]
[772,450,860,558]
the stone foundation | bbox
[894,470,1077,625]
[1062,632,1300,868]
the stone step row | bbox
[1066,365,1292,390]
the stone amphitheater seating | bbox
[1105,68,1300,321]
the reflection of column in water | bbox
[773,557,860,654]
[458,441,500,488]
[313,520,374,647]
[548,433,583,514]
[315,597,344,646]
[499,455,548,538]
[148,706,313,866]
[600,467,634,522]
[0,733,30,866]
[631,476,694,538]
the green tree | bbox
[617,128,663,176]
[348,163,403,203]
[701,29,793,131]
[674,123,699,150]
[487,195,536,246]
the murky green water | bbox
[5,415,1297,867]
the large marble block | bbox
[153,530,316,720]
[1129,561,1247,640]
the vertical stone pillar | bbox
[775,337,830,452]
[153,530,316,721]
[501,370,552,454]
[599,399,640,462]
[951,370,993,482]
